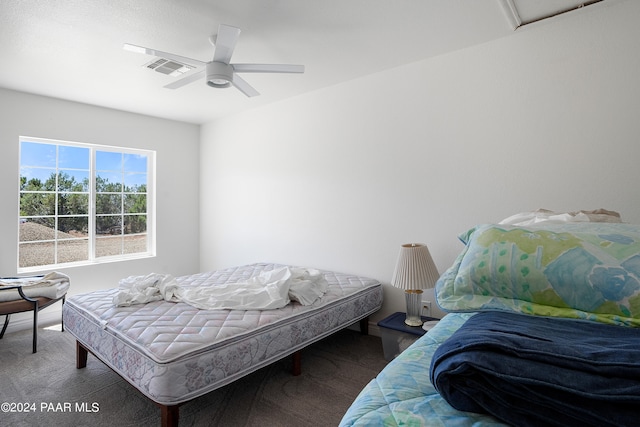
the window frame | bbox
[18,136,156,273]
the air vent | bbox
[145,58,193,77]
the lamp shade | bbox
[391,243,439,291]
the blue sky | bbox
[20,140,148,188]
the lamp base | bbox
[404,290,423,326]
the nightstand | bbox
[378,312,439,361]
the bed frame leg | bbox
[359,317,369,335]
[76,340,88,369]
[292,350,302,376]
[160,404,179,427]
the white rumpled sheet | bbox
[499,208,622,226]
[113,266,328,310]
[0,271,70,302]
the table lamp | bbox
[391,243,440,326]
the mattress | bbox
[0,272,70,302]
[63,263,382,406]
[339,312,508,426]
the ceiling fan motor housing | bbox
[206,62,233,88]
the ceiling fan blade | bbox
[231,74,260,97]
[232,64,305,74]
[212,24,241,64]
[123,43,207,68]
[164,69,205,89]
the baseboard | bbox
[346,320,381,337]
[367,322,381,337]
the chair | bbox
[0,285,65,353]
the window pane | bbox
[124,194,146,214]
[124,173,147,192]
[20,193,56,216]
[96,236,122,257]
[19,242,54,268]
[57,239,89,263]
[19,218,55,242]
[58,216,88,235]
[96,194,122,215]
[96,172,122,192]
[124,214,146,234]
[124,153,147,173]
[58,170,89,192]
[96,215,122,235]
[96,151,122,171]
[21,142,56,168]
[58,193,89,216]
[20,167,56,191]
[58,145,89,169]
[124,234,147,254]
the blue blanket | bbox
[430,311,640,427]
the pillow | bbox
[436,222,640,327]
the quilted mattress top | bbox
[65,263,381,363]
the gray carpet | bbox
[0,323,388,426]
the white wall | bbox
[0,88,200,332]
[200,0,640,323]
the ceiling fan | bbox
[123,24,304,97]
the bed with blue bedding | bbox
[340,311,507,426]
[340,217,640,427]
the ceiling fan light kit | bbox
[206,62,233,88]
[124,24,304,97]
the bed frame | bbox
[75,316,370,426]
[0,286,65,353]
[64,263,382,427]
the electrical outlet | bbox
[422,300,432,316]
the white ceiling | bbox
[0,0,606,124]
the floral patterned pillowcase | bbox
[435,223,640,327]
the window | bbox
[18,137,155,271]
